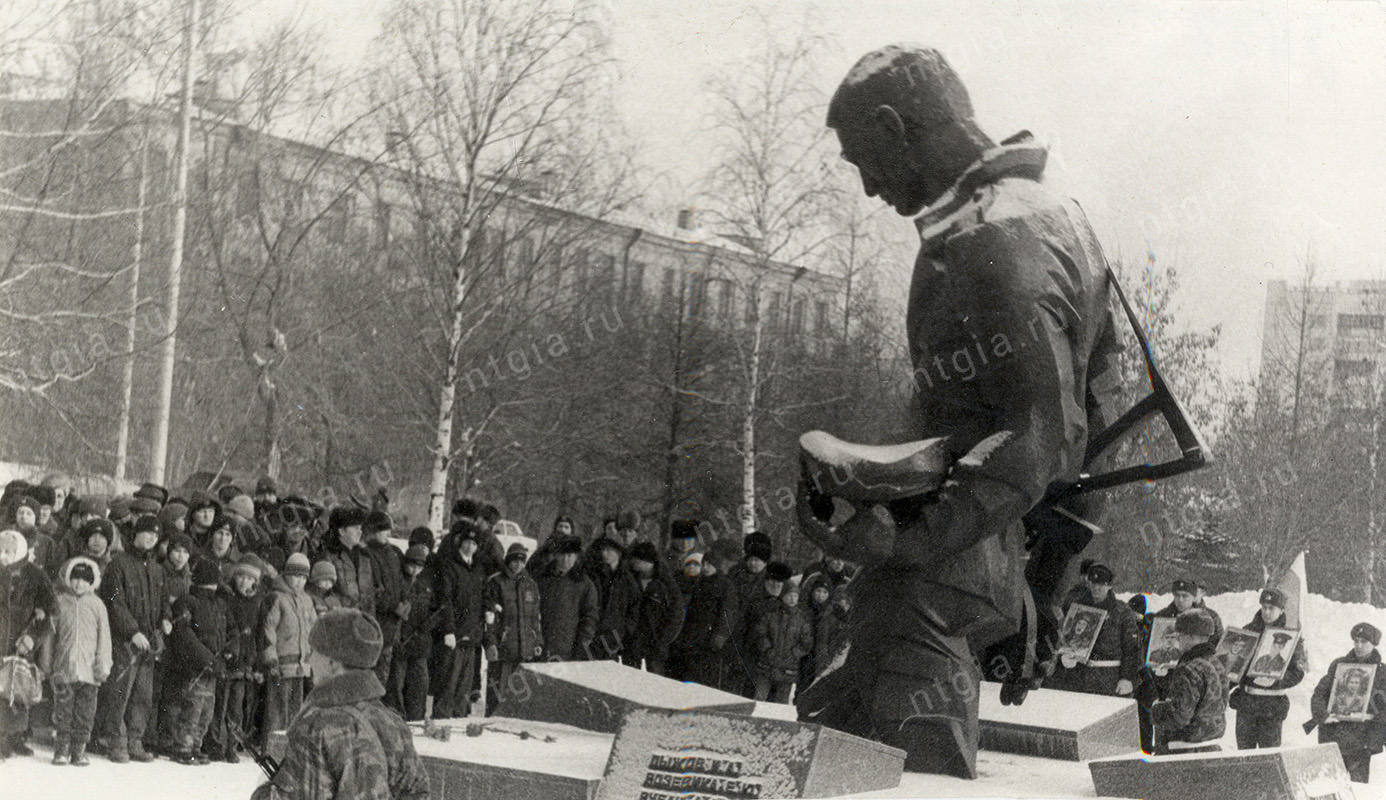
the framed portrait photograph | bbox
[1245,628,1301,682]
[1057,603,1108,664]
[1327,663,1376,720]
[1215,627,1261,682]
[1145,616,1185,669]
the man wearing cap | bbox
[535,535,599,661]
[390,544,441,720]
[1048,563,1141,698]
[1308,622,1386,783]
[363,511,406,685]
[1148,610,1227,755]
[664,519,701,579]
[253,608,429,800]
[316,506,377,619]
[430,520,488,719]
[724,532,772,695]
[796,43,1126,777]
[253,477,281,536]
[1135,577,1224,752]
[1230,587,1307,749]
[582,536,640,662]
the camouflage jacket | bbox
[1151,641,1227,748]
[268,669,429,800]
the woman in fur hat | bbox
[0,528,57,759]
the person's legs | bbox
[124,658,155,759]
[402,657,429,722]
[69,683,100,765]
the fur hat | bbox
[592,536,625,556]
[130,497,161,516]
[449,519,482,541]
[187,492,220,516]
[669,519,700,541]
[216,484,244,505]
[404,545,430,566]
[14,495,39,514]
[1174,609,1214,638]
[69,562,96,585]
[329,505,369,531]
[160,502,189,530]
[0,529,27,563]
[284,552,311,578]
[108,497,134,520]
[1085,563,1114,585]
[552,535,584,556]
[616,510,641,531]
[192,558,222,587]
[628,541,660,565]
[364,511,394,536]
[80,518,116,545]
[1352,622,1382,646]
[452,497,483,520]
[226,495,255,520]
[255,476,278,496]
[63,556,101,589]
[311,608,383,669]
[77,496,108,518]
[477,504,501,525]
[132,514,161,536]
[504,542,529,564]
[166,532,194,555]
[134,483,168,506]
[310,560,337,583]
[231,554,263,583]
[1127,593,1147,616]
[408,526,435,549]
[27,485,56,508]
[743,531,773,562]
[1260,588,1287,609]
[766,561,794,582]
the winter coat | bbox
[269,669,430,800]
[535,566,599,660]
[726,562,766,653]
[317,538,377,617]
[1310,648,1386,755]
[397,566,444,661]
[674,572,735,654]
[97,544,167,648]
[0,557,55,657]
[261,577,317,679]
[50,557,112,685]
[167,586,229,685]
[366,539,405,644]
[755,602,814,681]
[433,552,488,647]
[1230,611,1306,723]
[626,573,684,666]
[1151,641,1228,748]
[308,584,344,617]
[162,560,192,605]
[485,568,544,663]
[585,560,641,658]
[1051,588,1143,690]
[19,526,61,578]
[222,584,265,677]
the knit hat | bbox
[284,552,311,578]
[1171,578,1200,593]
[192,558,222,587]
[310,560,337,583]
[1174,609,1215,638]
[310,608,384,669]
[278,499,317,529]
[226,495,255,520]
[553,535,584,556]
[132,514,161,536]
[628,541,660,565]
[255,476,278,495]
[160,501,189,529]
[766,561,793,582]
[504,542,529,564]
[134,483,168,506]
[364,511,394,536]
[27,485,56,508]
[166,532,194,555]
[77,496,108,518]
[408,526,435,549]
[0,529,27,563]
[616,510,641,531]
[1260,588,1287,609]
[231,554,263,583]
[130,497,161,516]
[1350,622,1381,646]
[1085,563,1114,585]
[743,531,773,562]
[449,519,481,541]
[69,562,96,585]
[329,505,368,530]
[404,545,430,566]
[670,519,699,541]
[81,518,116,545]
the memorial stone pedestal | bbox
[1089,744,1357,800]
[978,681,1141,761]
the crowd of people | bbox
[0,473,857,769]
[1055,561,1386,784]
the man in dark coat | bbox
[672,550,737,688]
[583,537,640,661]
[1308,622,1386,783]
[622,541,683,677]
[1231,588,1306,749]
[1147,610,1227,755]
[430,519,488,719]
[723,532,772,695]
[1136,577,1225,752]
[389,545,442,721]
[315,506,377,617]
[797,44,1124,778]
[1047,563,1141,697]
[485,543,543,712]
[364,511,406,685]
[0,529,57,758]
[95,517,169,762]
[535,535,599,661]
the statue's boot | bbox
[798,431,953,505]
[885,716,978,780]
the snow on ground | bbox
[4,589,1386,799]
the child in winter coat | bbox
[754,583,814,703]
[484,544,543,714]
[390,545,442,721]
[259,552,316,748]
[215,555,266,763]
[165,559,227,765]
[50,557,112,766]
[307,560,344,615]
[0,528,57,759]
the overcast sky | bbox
[255,0,1386,383]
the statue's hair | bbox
[827,44,974,134]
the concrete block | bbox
[1089,743,1356,800]
[978,680,1141,761]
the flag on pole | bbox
[1274,551,1307,630]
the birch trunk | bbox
[115,136,149,481]
[741,294,762,534]
[428,223,473,533]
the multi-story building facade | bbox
[1260,279,1386,412]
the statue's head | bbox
[828,44,987,215]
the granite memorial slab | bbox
[492,660,756,733]
[1089,743,1356,800]
[595,707,905,800]
[978,680,1141,761]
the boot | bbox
[129,741,155,762]
[70,743,90,767]
[52,741,69,765]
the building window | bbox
[1334,359,1375,405]
[374,201,391,252]
[745,286,760,325]
[663,267,680,300]
[717,280,735,321]
[768,292,783,328]
[815,300,830,335]
[236,169,260,219]
[626,260,646,299]
[1338,314,1384,332]
[790,297,806,334]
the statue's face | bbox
[834,118,925,216]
